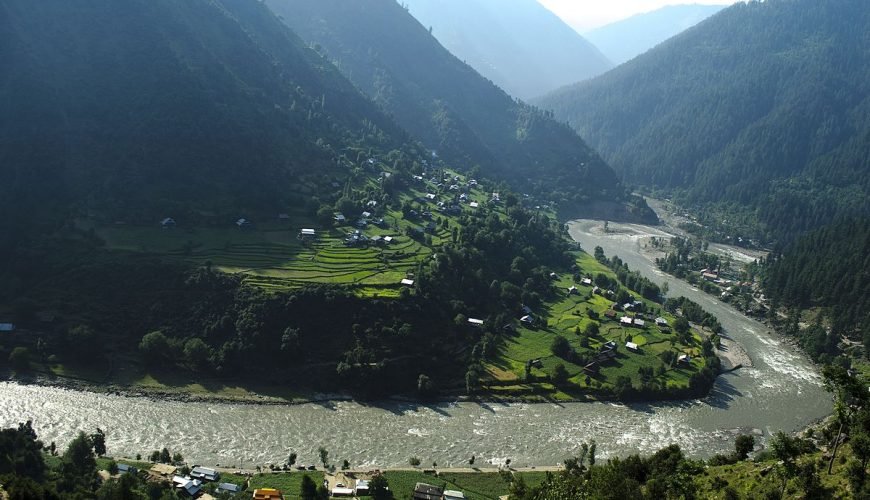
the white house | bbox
[468,318,484,327]
[625,342,639,352]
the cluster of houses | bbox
[138,463,242,498]
[413,482,465,500]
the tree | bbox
[58,432,97,494]
[674,317,690,336]
[369,474,392,500]
[172,452,184,464]
[550,336,571,358]
[468,455,475,466]
[300,474,318,500]
[159,447,171,464]
[0,421,46,482]
[735,434,755,460]
[9,347,30,372]
[90,428,106,457]
[183,338,210,370]
[139,331,170,366]
[318,446,329,468]
[551,363,569,385]
[342,459,350,470]
[409,456,421,467]
[288,452,298,467]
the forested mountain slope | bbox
[584,4,725,65]
[0,0,405,236]
[537,0,870,242]
[401,0,611,99]
[765,218,870,341]
[266,0,651,221]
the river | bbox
[0,220,831,469]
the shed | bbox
[216,483,242,494]
[299,228,316,239]
[117,463,137,474]
[150,463,177,476]
[469,201,479,208]
[444,490,466,500]
[467,318,484,327]
[401,278,415,286]
[252,488,283,500]
[625,342,639,352]
[355,479,370,495]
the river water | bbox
[0,220,831,469]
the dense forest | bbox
[265,0,654,222]
[764,218,870,359]
[537,0,870,243]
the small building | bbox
[426,193,436,200]
[625,342,639,352]
[216,483,242,495]
[172,476,202,497]
[361,211,372,219]
[334,213,347,224]
[601,341,617,351]
[678,354,691,364]
[236,218,252,229]
[549,272,558,279]
[299,228,316,240]
[355,480,370,496]
[383,236,394,244]
[371,235,384,245]
[190,466,220,482]
[702,272,719,282]
[655,317,669,327]
[583,362,599,374]
[0,323,15,332]
[150,463,177,477]
[467,318,484,327]
[160,217,176,228]
[620,316,634,326]
[520,315,534,325]
[581,278,593,286]
[332,486,354,497]
[633,318,646,328]
[252,488,283,500]
[277,213,290,221]
[444,490,466,500]
[117,464,137,474]
[603,310,617,319]
[521,304,533,316]
[567,285,579,295]
[413,483,444,500]
[469,201,479,208]
[401,278,415,287]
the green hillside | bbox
[265,0,654,222]
[537,0,870,243]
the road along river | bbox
[0,220,830,469]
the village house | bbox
[334,213,347,224]
[190,466,220,482]
[298,228,316,241]
[469,201,479,208]
[354,480,370,496]
[467,318,484,327]
[520,315,535,326]
[116,464,137,475]
[581,277,593,286]
[172,476,202,497]
[150,463,177,477]
[626,341,639,352]
[568,285,579,295]
[444,490,466,500]
[620,316,634,326]
[401,278,415,287]
[413,483,444,500]
[160,217,176,228]
[678,354,691,364]
[0,323,15,332]
[236,218,252,229]
[633,318,646,328]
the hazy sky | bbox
[537,1,736,32]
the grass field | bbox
[485,252,708,399]
[94,172,493,298]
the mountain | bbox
[0,0,407,235]
[400,0,612,100]
[266,0,651,221]
[537,0,870,242]
[585,4,726,65]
